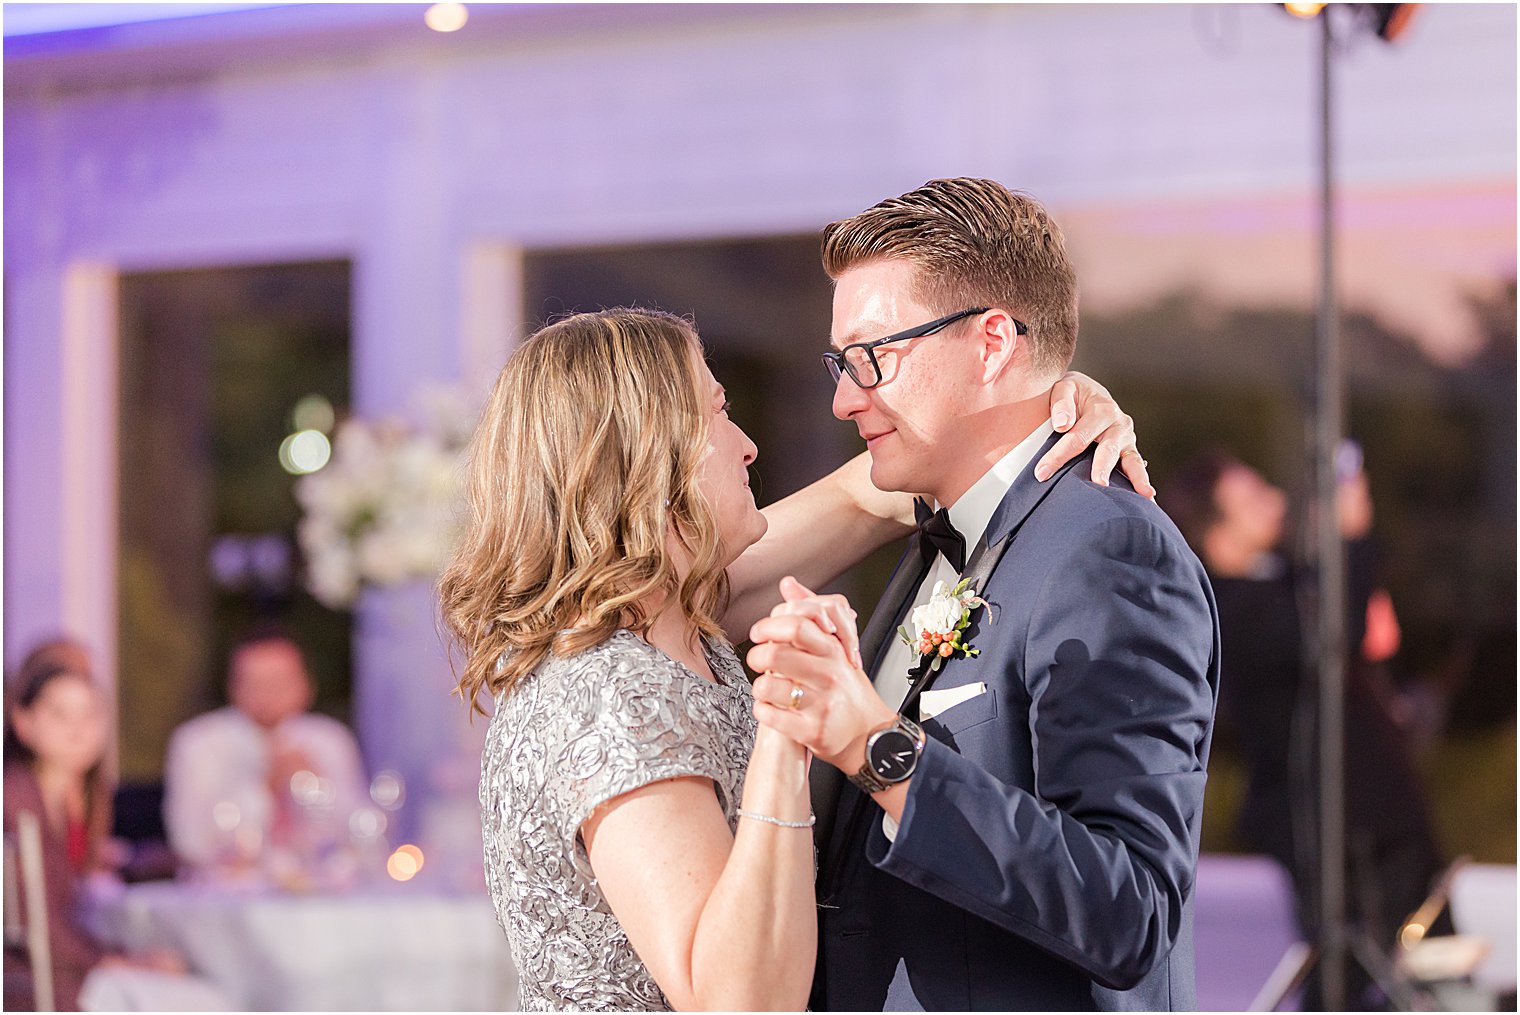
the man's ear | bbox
[977,309,1025,383]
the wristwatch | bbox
[847,715,926,794]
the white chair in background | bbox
[1448,862,1518,1001]
[1388,855,1518,1010]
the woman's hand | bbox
[1037,372,1155,498]
[761,577,863,669]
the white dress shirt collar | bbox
[941,419,1056,549]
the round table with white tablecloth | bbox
[85,879,519,1011]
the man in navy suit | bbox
[747,178,1220,1010]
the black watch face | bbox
[868,729,918,782]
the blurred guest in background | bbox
[3,655,190,1010]
[162,626,367,876]
[14,636,95,687]
[1167,446,1448,1008]
[15,637,179,883]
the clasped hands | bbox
[747,576,898,775]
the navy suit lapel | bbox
[983,432,1081,547]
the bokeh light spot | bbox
[387,844,425,881]
[424,3,467,32]
[279,429,332,475]
[291,394,336,433]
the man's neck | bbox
[931,391,1051,508]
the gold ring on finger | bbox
[788,683,805,711]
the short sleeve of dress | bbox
[539,633,733,874]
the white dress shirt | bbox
[163,706,369,868]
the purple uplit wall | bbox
[4,2,1514,780]
[0,3,298,37]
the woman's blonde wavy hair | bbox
[439,308,730,714]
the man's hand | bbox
[1039,371,1155,498]
[747,577,898,773]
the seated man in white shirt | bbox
[163,626,369,873]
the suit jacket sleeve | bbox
[868,514,1218,989]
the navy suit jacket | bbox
[811,438,1220,1011]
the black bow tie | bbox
[914,498,967,573]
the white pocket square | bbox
[920,682,987,720]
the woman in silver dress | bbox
[439,308,1145,1011]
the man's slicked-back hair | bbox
[821,178,1078,375]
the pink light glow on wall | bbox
[1064,180,1516,366]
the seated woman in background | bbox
[440,308,1148,1010]
[3,657,193,1011]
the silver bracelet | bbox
[737,808,816,829]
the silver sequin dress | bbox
[480,629,757,1012]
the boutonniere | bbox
[898,578,989,674]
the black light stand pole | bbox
[1312,9,1350,1011]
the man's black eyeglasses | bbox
[822,308,1026,389]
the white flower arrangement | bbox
[295,384,477,609]
[899,578,989,674]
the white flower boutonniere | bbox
[898,578,989,674]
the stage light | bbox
[424,3,468,33]
[1369,3,1418,42]
[1281,3,1419,42]
[1280,3,1421,1006]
